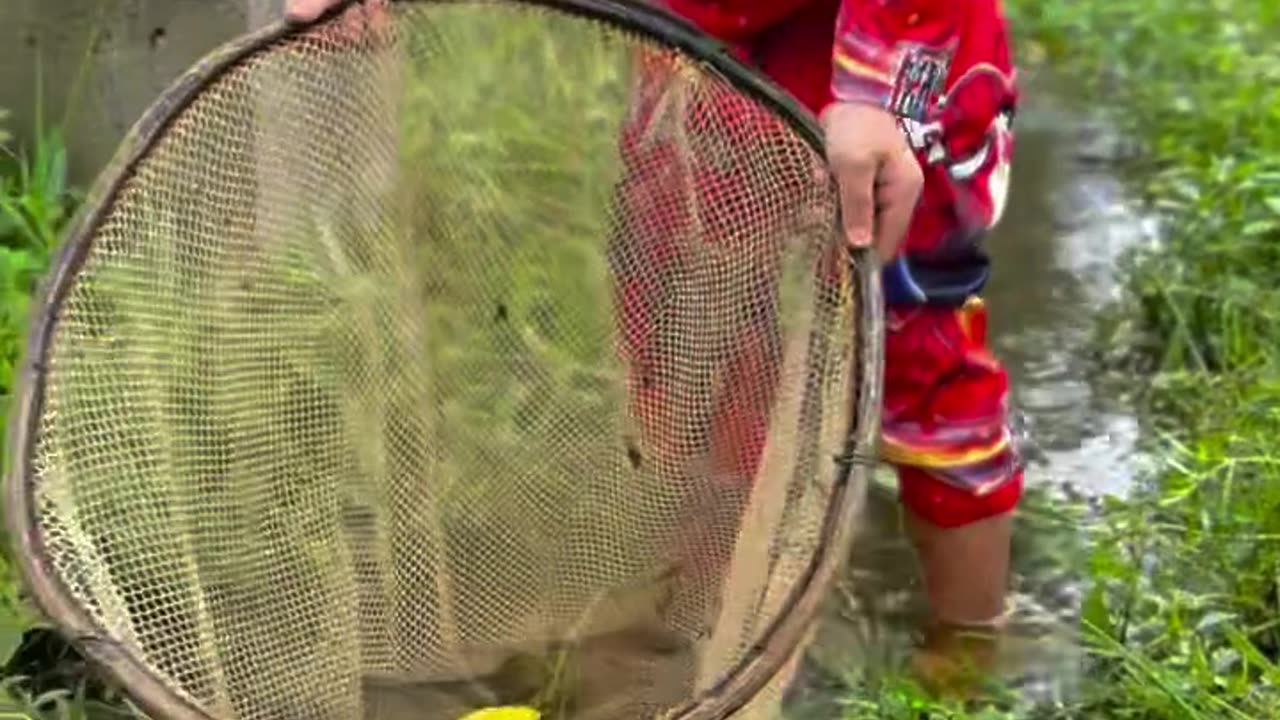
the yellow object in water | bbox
[457,707,542,720]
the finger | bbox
[285,0,344,23]
[872,146,924,263]
[835,157,878,250]
[367,0,392,36]
[321,1,391,47]
[338,3,367,40]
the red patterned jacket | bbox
[661,0,1019,307]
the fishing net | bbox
[4,1,882,719]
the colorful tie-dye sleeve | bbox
[829,1,900,114]
[830,0,957,120]
[830,0,1020,238]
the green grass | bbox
[1010,0,1280,717]
[0,108,88,718]
[0,26,95,715]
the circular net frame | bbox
[5,2,882,719]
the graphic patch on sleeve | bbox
[889,45,951,122]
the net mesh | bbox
[14,2,865,718]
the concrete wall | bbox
[0,0,285,184]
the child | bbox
[653,0,1024,695]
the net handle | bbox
[4,2,885,719]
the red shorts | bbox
[881,298,1024,528]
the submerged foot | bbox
[909,620,1002,702]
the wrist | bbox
[818,99,900,132]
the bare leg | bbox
[878,299,1021,698]
[905,508,1013,699]
[906,509,1012,624]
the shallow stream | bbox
[787,70,1160,713]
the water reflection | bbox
[985,89,1154,499]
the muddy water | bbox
[785,74,1158,713]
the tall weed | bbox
[0,81,83,720]
[987,1,1280,718]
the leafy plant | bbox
[0,115,78,448]
[0,99,85,720]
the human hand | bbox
[284,0,390,46]
[285,0,345,23]
[286,0,389,24]
[822,102,923,264]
